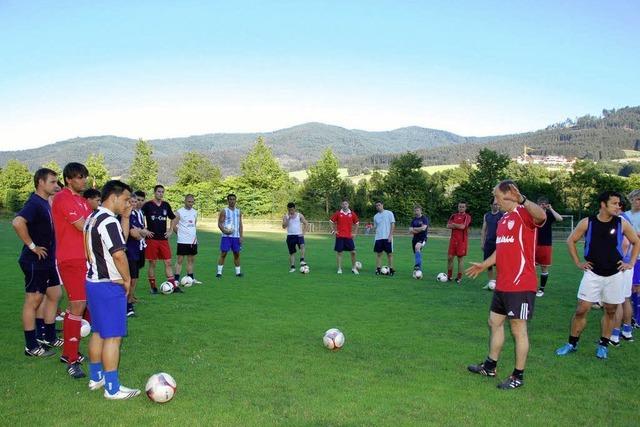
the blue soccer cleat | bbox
[555,343,577,356]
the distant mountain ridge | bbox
[1,107,639,182]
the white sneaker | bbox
[192,279,203,285]
[536,289,545,297]
[289,267,296,273]
[351,268,360,275]
[89,377,105,391]
[337,269,343,274]
[104,386,141,400]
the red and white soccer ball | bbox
[146,372,177,403]
[300,265,310,274]
[323,328,345,350]
[80,319,91,338]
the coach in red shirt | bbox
[52,162,93,378]
[466,180,546,390]
[446,202,471,283]
[330,200,360,275]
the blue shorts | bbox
[374,239,393,254]
[633,262,640,286]
[220,236,242,253]
[85,281,127,338]
[286,235,305,254]
[334,237,355,252]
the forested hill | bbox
[1,107,639,179]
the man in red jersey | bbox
[330,200,360,274]
[466,180,546,390]
[446,201,472,283]
[52,162,93,378]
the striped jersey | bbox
[223,207,241,238]
[495,205,542,292]
[84,207,127,282]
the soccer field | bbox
[1,221,637,426]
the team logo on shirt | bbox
[163,209,167,216]
[508,220,515,230]
[496,236,515,244]
[610,228,616,235]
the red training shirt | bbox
[52,187,92,262]
[448,212,471,242]
[330,210,359,239]
[495,205,543,292]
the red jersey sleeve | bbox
[352,212,360,224]
[330,211,339,223]
[463,214,472,229]
[517,205,541,230]
[59,194,84,224]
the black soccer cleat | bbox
[67,362,86,379]
[37,337,64,348]
[236,273,244,277]
[150,287,158,295]
[467,362,496,377]
[216,273,222,278]
[497,375,523,390]
[173,286,184,293]
[25,346,55,357]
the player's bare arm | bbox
[549,205,563,222]
[217,209,227,233]
[112,248,132,295]
[619,220,640,270]
[566,218,592,270]
[466,251,496,278]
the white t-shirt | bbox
[374,210,395,240]
[286,213,303,236]
[176,207,198,244]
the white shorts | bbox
[577,270,624,305]
[623,268,633,298]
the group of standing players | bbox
[13,163,640,396]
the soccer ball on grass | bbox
[160,281,174,295]
[146,372,177,403]
[380,266,390,275]
[323,328,345,350]
[300,265,310,274]
[436,272,449,282]
[413,270,423,280]
[180,276,193,287]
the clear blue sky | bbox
[1,0,638,150]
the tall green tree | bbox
[302,149,343,215]
[379,152,429,222]
[175,151,221,187]
[0,159,32,210]
[41,160,62,177]
[86,153,110,188]
[128,139,159,192]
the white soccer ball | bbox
[300,265,310,274]
[354,261,362,271]
[413,270,423,280]
[160,281,174,295]
[380,266,390,275]
[436,272,449,282]
[180,276,194,287]
[146,372,177,403]
[80,319,91,338]
[224,226,235,235]
[487,280,496,290]
[323,328,345,350]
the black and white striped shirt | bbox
[84,207,127,282]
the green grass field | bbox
[0,220,638,426]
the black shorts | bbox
[490,291,536,320]
[483,243,496,260]
[286,235,305,254]
[128,256,140,279]
[20,262,60,293]
[334,237,355,252]
[412,237,426,253]
[177,243,198,256]
[373,239,393,254]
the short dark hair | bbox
[63,162,88,186]
[227,193,236,199]
[458,201,467,205]
[597,191,622,206]
[287,202,296,209]
[134,190,146,198]
[496,180,517,194]
[83,188,101,200]
[375,200,383,205]
[101,180,132,202]
[185,194,195,200]
[537,196,549,204]
[153,185,164,192]
[33,168,57,189]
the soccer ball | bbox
[224,226,235,235]
[436,272,449,282]
[354,261,362,271]
[487,280,496,290]
[80,319,91,338]
[380,266,390,275]
[300,265,310,274]
[323,328,345,350]
[160,281,174,295]
[413,270,423,280]
[180,276,194,287]
[145,372,177,403]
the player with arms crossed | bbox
[330,200,360,275]
[84,180,141,399]
[466,180,546,389]
[174,194,202,284]
[556,191,640,359]
[52,162,93,378]
[410,205,429,273]
[12,168,63,357]
[217,194,244,278]
[283,202,309,272]
[447,201,472,283]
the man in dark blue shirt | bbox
[12,168,62,357]
[410,205,430,272]
[480,200,504,290]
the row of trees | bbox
[1,138,638,226]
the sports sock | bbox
[568,335,580,347]
[148,277,157,290]
[456,272,462,280]
[290,265,295,269]
[126,302,133,312]
[484,357,497,370]
[44,323,57,343]
[89,362,103,382]
[300,257,305,262]
[62,311,82,364]
[512,368,524,380]
[599,336,610,347]
[633,292,640,323]
[168,277,178,288]
[447,268,453,279]
[610,328,621,342]
[36,318,45,340]
[104,370,121,395]
[235,266,241,275]
[188,273,194,279]
[622,324,632,335]
[174,274,180,282]
[540,272,549,290]
[217,265,223,274]
[24,329,38,350]
[415,251,422,268]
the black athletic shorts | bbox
[20,262,60,293]
[286,235,305,254]
[490,290,536,320]
[373,239,393,254]
[127,256,140,280]
[177,243,198,256]
[483,243,496,260]
[334,237,355,252]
